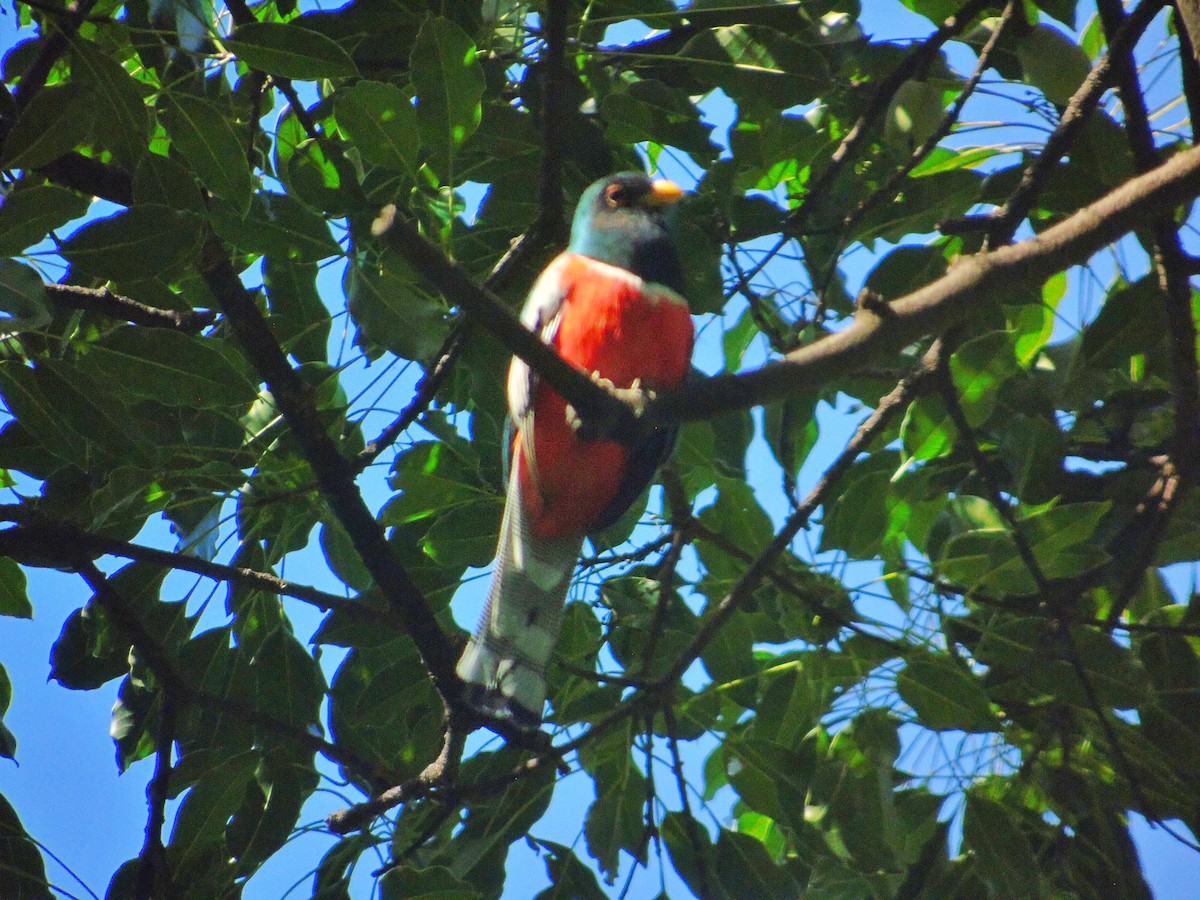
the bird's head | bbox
[568,172,686,292]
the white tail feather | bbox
[457,464,581,727]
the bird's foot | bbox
[566,374,656,437]
[606,376,656,417]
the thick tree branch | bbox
[1176,1,1200,69]
[654,141,1200,425]
[376,141,1200,444]
[200,243,461,699]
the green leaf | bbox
[77,327,259,408]
[0,362,91,467]
[162,93,254,213]
[533,841,606,900]
[410,16,485,177]
[168,749,259,873]
[661,811,722,900]
[714,828,802,898]
[883,80,946,158]
[70,39,150,167]
[1018,23,1092,106]
[336,80,420,173]
[328,642,444,778]
[819,452,899,558]
[263,257,330,365]
[435,748,555,892]
[0,184,90,255]
[0,792,52,899]
[50,605,132,690]
[0,664,14,760]
[582,726,648,880]
[0,82,96,170]
[423,501,504,569]
[680,26,829,111]
[133,151,207,212]
[962,792,1040,897]
[381,865,481,899]
[763,392,819,487]
[949,331,1019,427]
[0,260,52,332]
[602,79,717,160]
[248,628,325,730]
[896,652,996,732]
[0,559,31,618]
[320,518,373,592]
[346,265,449,361]
[1079,276,1168,369]
[724,737,813,829]
[211,191,340,263]
[60,205,203,281]
[225,22,358,80]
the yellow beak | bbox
[645,179,685,206]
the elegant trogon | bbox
[457,172,695,728]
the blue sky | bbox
[1,1,1199,897]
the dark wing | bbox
[587,425,678,532]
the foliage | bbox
[0,0,1198,896]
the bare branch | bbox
[44,283,216,332]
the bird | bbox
[456,172,695,729]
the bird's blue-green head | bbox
[568,172,685,293]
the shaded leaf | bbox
[897,652,996,732]
[411,16,485,177]
[0,184,90,255]
[226,22,357,79]
[336,80,420,173]
[162,93,254,213]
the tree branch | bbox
[1097,0,1200,475]
[0,512,402,631]
[135,692,176,900]
[43,283,216,332]
[981,0,1167,247]
[199,241,461,700]
[788,0,994,232]
[654,140,1200,425]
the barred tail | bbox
[456,468,581,729]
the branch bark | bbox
[200,242,461,700]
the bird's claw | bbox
[565,373,656,438]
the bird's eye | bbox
[604,183,628,208]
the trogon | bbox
[457,172,695,728]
